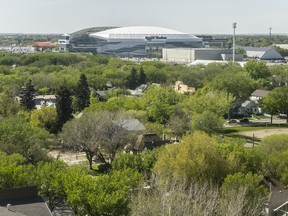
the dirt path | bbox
[48,150,87,165]
[240,128,288,139]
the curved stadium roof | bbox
[90,26,200,40]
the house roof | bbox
[135,133,168,151]
[0,206,26,216]
[33,42,58,48]
[243,47,283,60]
[119,119,146,131]
[34,95,56,100]
[0,197,52,216]
[267,190,288,212]
[241,100,257,108]
[0,187,52,216]
[251,89,270,98]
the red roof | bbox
[33,42,58,48]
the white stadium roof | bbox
[90,26,200,40]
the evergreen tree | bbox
[74,74,90,112]
[126,67,139,89]
[138,66,147,84]
[56,86,73,131]
[19,79,36,111]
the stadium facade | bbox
[64,26,203,58]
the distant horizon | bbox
[1,0,288,35]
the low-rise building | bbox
[243,47,284,61]
[162,48,243,64]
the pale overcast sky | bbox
[0,0,287,34]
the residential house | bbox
[263,177,288,216]
[250,89,270,103]
[34,95,56,109]
[134,133,171,152]
[174,81,196,94]
[239,100,259,116]
[0,186,52,216]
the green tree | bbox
[30,106,58,133]
[259,134,288,182]
[126,67,139,89]
[0,116,50,163]
[74,74,90,112]
[19,79,36,111]
[244,60,271,80]
[153,132,237,184]
[56,86,73,131]
[139,86,184,124]
[0,92,20,117]
[209,69,255,100]
[0,152,36,189]
[261,86,288,123]
[138,66,147,84]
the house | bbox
[33,42,58,52]
[263,177,288,216]
[174,81,196,94]
[250,89,270,103]
[243,47,284,61]
[119,118,146,132]
[34,95,56,109]
[0,186,52,216]
[239,100,260,115]
[129,84,148,96]
[134,133,170,152]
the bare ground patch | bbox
[240,128,288,139]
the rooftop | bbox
[90,26,200,40]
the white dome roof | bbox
[90,26,199,40]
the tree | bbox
[139,86,184,124]
[61,111,136,169]
[126,67,139,89]
[0,116,50,163]
[208,69,255,101]
[244,60,271,80]
[0,92,20,117]
[153,132,237,184]
[56,86,73,131]
[220,172,267,216]
[138,66,147,84]
[19,79,36,111]
[259,134,288,182]
[261,86,288,123]
[74,74,90,112]
[30,106,58,133]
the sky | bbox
[0,0,287,35]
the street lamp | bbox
[232,22,237,62]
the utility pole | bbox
[232,22,237,62]
[269,27,272,44]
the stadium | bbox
[65,26,203,58]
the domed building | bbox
[67,26,202,57]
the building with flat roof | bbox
[162,47,243,64]
[66,26,202,58]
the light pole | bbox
[269,27,272,44]
[232,22,237,62]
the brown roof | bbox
[251,89,270,98]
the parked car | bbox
[240,118,249,123]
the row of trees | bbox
[4,130,287,215]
